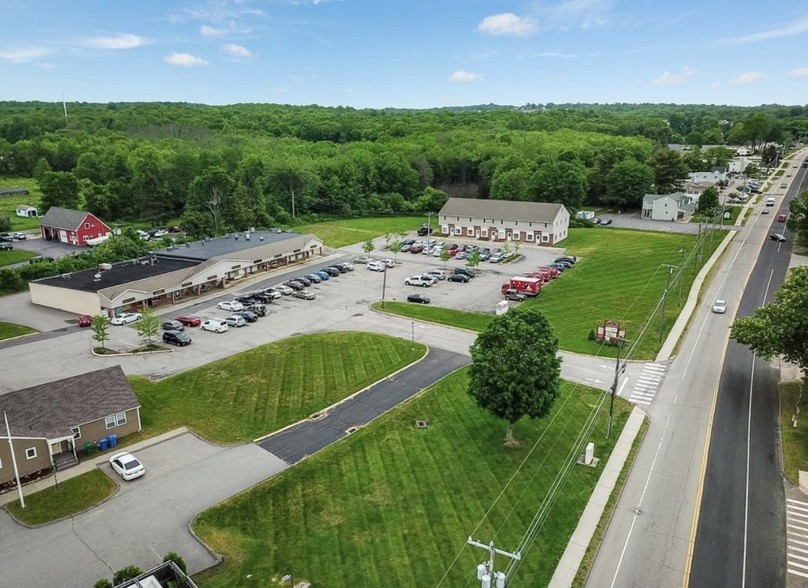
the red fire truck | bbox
[501,276,543,296]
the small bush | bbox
[112,565,143,585]
[588,329,596,341]
[163,552,187,574]
[94,579,113,588]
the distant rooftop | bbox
[155,230,303,262]
[35,256,199,293]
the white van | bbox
[766,197,776,207]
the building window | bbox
[105,412,127,429]
[526,233,534,242]
[25,447,37,460]
[481,229,488,237]
[71,426,81,440]
[512,233,520,241]
[542,234,550,243]
[441,225,449,234]
[454,227,462,236]
[84,222,90,229]
[466,227,474,236]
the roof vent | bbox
[61,273,71,280]
[93,273,102,281]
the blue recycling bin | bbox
[108,433,118,448]
[99,437,109,451]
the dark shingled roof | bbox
[0,366,139,439]
[40,206,97,231]
[439,197,566,223]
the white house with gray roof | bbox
[438,198,570,245]
[642,192,698,221]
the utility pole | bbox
[3,410,25,508]
[607,338,626,439]
[427,211,433,238]
[659,265,675,344]
[467,537,521,588]
[290,189,296,219]
[677,248,685,307]
[381,264,388,309]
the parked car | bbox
[272,284,294,295]
[602,218,613,225]
[304,273,322,283]
[381,258,395,268]
[407,293,431,304]
[224,315,247,328]
[353,255,373,264]
[778,214,788,222]
[263,288,283,300]
[0,233,12,242]
[316,270,331,281]
[770,233,787,242]
[0,242,12,251]
[236,295,259,305]
[29,255,55,263]
[337,262,354,271]
[234,310,259,323]
[201,318,228,333]
[453,268,475,279]
[367,261,387,272]
[12,232,26,240]
[417,226,433,236]
[711,299,727,314]
[176,315,202,327]
[293,289,316,300]
[401,243,412,253]
[161,320,185,332]
[294,276,312,287]
[78,314,92,327]
[111,312,143,325]
[488,254,503,263]
[426,270,447,281]
[503,289,527,302]
[323,266,342,277]
[285,280,305,291]
[548,263,568,272]
[217,300,243,312]
[162,330,192,346]
[455,251,467,260]
[447,273,470,283]
[409,244,424,254]
[109,452,145,481]
[243,303,267,317]
[554,256,576,265]
[405,275,435,287]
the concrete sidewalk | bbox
[0,427,189,507]
[548,407,647,588]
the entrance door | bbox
[59,229,68,242]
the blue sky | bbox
[1,0,807,108]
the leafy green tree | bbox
[362,238,375,256]
[731,266,808,373]
[440,247,450,268]
[466,249,481,270]
[468,308,562,444]
[0,217,10,232]
[187,167,235,235]
[531,161,588,210]
[112,566,143,585]
[93,579,113,588]
[698,186,720,213]
[389,239,402,262]
[604,159,655,209]
[649,148,687,194]
[416,186,448,213]
[91,315,111,351]
[162,552,187,574]
[32,157,52,183]
[136,308,160,345]
[787,190,808,242]
[39,170,80,211]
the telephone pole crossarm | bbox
[467,537,521,588]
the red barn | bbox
[40,207,111,246]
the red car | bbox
[176,315,202,327]
[78,314,92,327]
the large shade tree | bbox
[468,308,562,445]
[731,266,808,374]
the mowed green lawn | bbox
[373,227,720,359]
[130,332,426,443]
[0,321,37,340]
[0,248,37,267]
[194,369,631,587]
[293,216,422,248]
[0,177,43,231]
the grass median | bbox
[0,249,37,267]
[375,227,721,359]
[130,332,427,444]
[194,369,633,587]
[0,321,37,341]
[781,380,808,485]
[293,216,422,248]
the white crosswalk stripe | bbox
[787,499,808,580]
[628,363,667,406]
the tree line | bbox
[0,102,804,236]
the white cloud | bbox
[222,43,252,58]
[201,25,228,37]
[653,66,694,85]
[0,47,50,63]
[790,67,808,77]
[165,52,209,66]
[547,0,613,29]
[730,71,764,84]
[83,33,147,50]
[478,13,537,37]
[720,17,808,44]
[448,70,482,83]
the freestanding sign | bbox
[596,320,625,343]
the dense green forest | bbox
[0,101,805,235]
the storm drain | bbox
[345,426,359,434]
[309,412,324,420]
[415,420,428,429]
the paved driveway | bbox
[0,433,288,587]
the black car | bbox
[335,262,354,272]
[417,226,433,236]
[447,273,470,283]
[0,242,12,251]
[770,233,787,242]
[554,256,576,265]
[0,233,12,242]
[407,293,430,304]
[323,266,342,276]
[161,320,185,332]
[236,295,258,305]
[235,310,259,323]
[401,238,416,246]
[162,330,192,346]
[549,262,568,272]
[295,276,312,287]
[453,267,475,279]
[285,280,305,290]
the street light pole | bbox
[677,248,685,307]
[607,337,625,439]
[381,265,388,309]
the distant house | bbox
[15,204,38,218]
[437,197,570,245]
[0,366,142,488]
[727,157,757,174]
[734,146,753,156]
[0,187,29,197]
[642,192,698,221]
[39,206,111,246]
[687,167,728,184]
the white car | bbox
[217,300,244,312]
[405,275,435,287]
[367,261,387,272]
[111,312,143,325]
[381,258,395,268]
[272,284,294,296]
[108,452,145,481]
[262,288,283,300]
[201,318,229,333]
[224,315,247,328]
[712,300,727,314]
[426,270,447,281]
